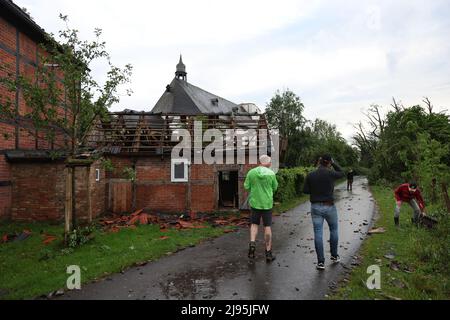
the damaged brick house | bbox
[89,56,273,215]
[1,1,274,221]
[0,1,105,222]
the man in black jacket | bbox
[303,154,344,270]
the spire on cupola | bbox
[175,54,187,81]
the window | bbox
[171,159,189,182]
[95,169,100,182]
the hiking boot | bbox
[248,241,256,259]
[316,262,325,270]
[394,217,399,227]
[330,255,341,263]
[265,250,276,262]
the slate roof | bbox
[151,77,241,115]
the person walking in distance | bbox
[393,181,426,227]
[303,155,344,270]
[244,155,278,262]
[347,168,354,191]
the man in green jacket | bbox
[244,155,278,262]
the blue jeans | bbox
[311,203,339,263]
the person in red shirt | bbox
[394,181,425,227]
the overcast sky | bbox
[15,0,450,140]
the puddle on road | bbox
[160,259,249,299]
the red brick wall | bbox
[0,17,16,49]
[10,161,106,222]
[132,157,187,212]
[90,161,107,219]
[190,184,215,212]
[106,156,134,179]
[135,183,187,213]
[74,161,106,222]
[136,158,170,181]
[0,16,16,219]
[190,163,215,180]
[0,155,12,218]
[0,15,67,220]
[11,162,66,221]
[126,157,257,214]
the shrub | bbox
[122,166,137,181]
[274,167,312,203]
[101,158,114,172]
[67,225,96,248]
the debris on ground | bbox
[46,289,64,299]
[1,230,32,244]
[389,261,401,271]
[177,220,207,229]
[420,215,438,229]
[402,265,415,273]
[383,253,396,260]
[98,209,250,233]
[42,234,57,245]
[391,278,406,289]
[368,227,386,234]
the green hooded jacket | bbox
[244,166,278,210]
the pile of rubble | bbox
[1,210,251,243]
[98,209,250,233]
[1,229,32,243]
[1,229,59,245]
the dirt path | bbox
[60,176,376,300]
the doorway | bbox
[218,170,238,208]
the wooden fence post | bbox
[64,166,73,244]
[87,166,92,223]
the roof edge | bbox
[0,0,48,44]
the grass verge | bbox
[273,194,309,215]
[0,221,232,300]
[331,185,450,300]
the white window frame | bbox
[171,158,189,182]
[95,168,100,182]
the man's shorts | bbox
[250,207,273,227]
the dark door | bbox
[218,171,238,208]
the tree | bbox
[264,89,357,168]
[354,98,450,186]
[308,118,358,167]
[0,14,133,242]
[265,89,306,139]
[406,133,450,206]
[352,104,386,168]
[352,121,377,167]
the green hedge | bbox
[274,167,313,203]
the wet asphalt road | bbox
[60,176,376,300]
